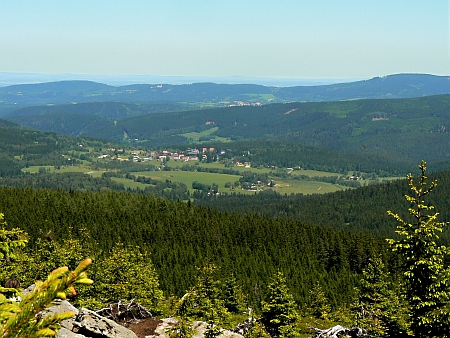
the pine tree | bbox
[167,316,197,338]
[0,213,29,294]
[176,263,230,325]
[387,161,450,336]
[308,282,331,320]
[223,273,246,314]
[354,256,409,337]
[0,213,27,261]
[261,271,299,338]
[89,242,164,312]
[0,259,93,338]
[244,321,270,338]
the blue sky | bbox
[1,1,449,80]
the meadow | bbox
[22,162,348,195]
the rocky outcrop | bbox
[191,321,243,338]
[71,308,139,338]
[47,300,79,331]
[46,301,138,338]
[145,318,243,338]
[57,327,88,338]
[311,325,365,338]
[47,299,243,338]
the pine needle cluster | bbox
[0,213,93,338]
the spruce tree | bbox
[355,256,409,337]
[387,161,450,336]
[90,242,164,312]
[308,282,331,320]
[244,321,270,338]
[0,213,27,261]
[167,317,197,338]
[176,263,230,325]
[223,273,246,314]
[261,271,299,338]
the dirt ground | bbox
[123,317,163,338]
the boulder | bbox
[146,317,178,337]
[45,302,138,338]
[71,308,139,338]
[45,298,242,338]
[47,299,79,331]
[191,321,243,338]
[145,318,243,338]
[20,286,140,338]
[57,327,87,338]
[311,325,365,338]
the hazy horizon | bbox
[0,72,368,87]
[1,1,449,79]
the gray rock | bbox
[57,327,87,338]
[72,308,138,338]
[146,318,243,338]
[191,321,242,338]
[147,317,177,337]
[311,325,365,338]
[47,299,79,331]
[19,285,138,338]
[22,283,35,295]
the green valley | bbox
[2,75,450,337]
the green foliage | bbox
[0,259,93,338]
[0,227,91,293]
[0,213,27,260]
[261,271,299,337]
[244,321,270,338]
[1,212,165,317]
[34,235,87,280]
[196,167,450,244]
[387,161,450,336]
[88,242,164,312]
[166,317,197,338]
[0,215,93,338]
[176,263,230,325]
[223,274,246,315]
[0,186,386,309]
[308,282,331,320]
[354,256,409,337]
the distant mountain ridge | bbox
[0,74,448,116]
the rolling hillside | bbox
[1,74,449,116]
[6,94,450,167]
[4,101,186,140]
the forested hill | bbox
[6,94,450,166]
[0,185,387,308]
[0,118,19,128]
[3,101,188,140]
[0,74,448,115]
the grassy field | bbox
[109,177,149,189]
[21,162,372,196]
[243,93,277,102]
[131,170,250,194]
[180,127,230,143]
[271,178,343,194]
[23,165,92,174]
[183,162,274,174]
[290,169,342,177]
[131,169,345,195]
